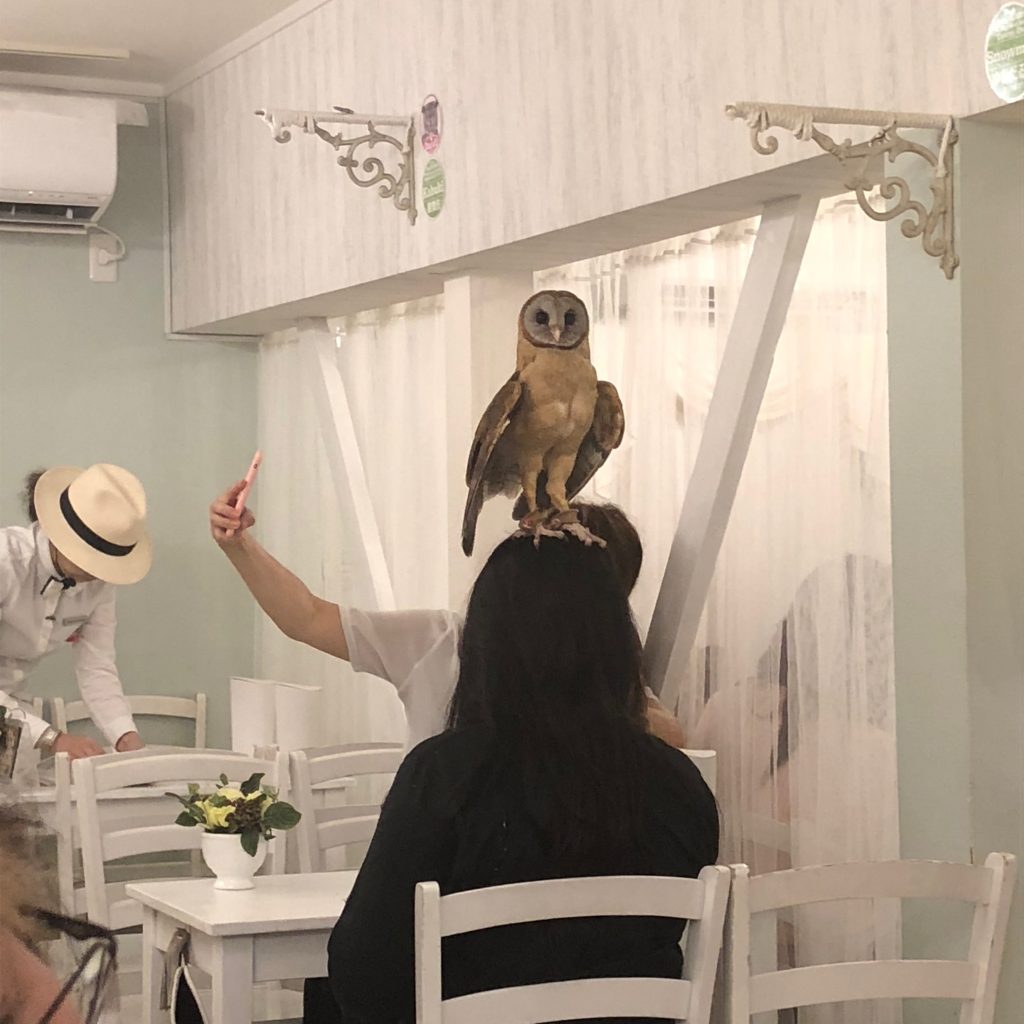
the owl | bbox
[461,289,625,555]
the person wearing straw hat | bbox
[0,464,152,764]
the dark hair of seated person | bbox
[573,501,644,595]
[322,534,719,1024]
[447,530,649,872]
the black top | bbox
[327,727,719,1024]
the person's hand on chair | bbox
[209,481,256,548]
[51,733,105,759]
[115,731,145,753]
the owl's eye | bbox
[534,310,550,325]
[564,311,577,327]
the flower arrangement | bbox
[169,772,301,856]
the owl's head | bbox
[519,290,590,351]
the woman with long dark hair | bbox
[326,534,719,1024]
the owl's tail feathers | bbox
[461,488,483,556]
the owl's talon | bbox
[518,508,550,531]
[546,509,580,529]
[513,516,605,549]
[560,522,607,548]
[513,523,567,549]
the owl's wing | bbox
[462,373,524,555]
[512,379,624,519]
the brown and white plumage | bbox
[461,290,625,555]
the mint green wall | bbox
[889,120,1024,1024]
[0,113,257,749]
[959,117,1024,1023]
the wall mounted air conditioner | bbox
[0,90,147,231]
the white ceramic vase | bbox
[201,832,267,890]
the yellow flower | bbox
[201,798,236,830]
[216,786,245,802]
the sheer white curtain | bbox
[256,296,448,745]
[539,200,899,1022]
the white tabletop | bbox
[126,870,358,936]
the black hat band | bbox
[59,488,136,558]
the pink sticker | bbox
[420,94,442,154]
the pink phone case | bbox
[235,451,262,511]
[226,451,261,537]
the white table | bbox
[127,871,358,1024]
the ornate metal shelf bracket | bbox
[255,106,417,225]
[725,102,958,279]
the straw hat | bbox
[34,464,152,585]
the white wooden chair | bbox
[55,750,190,920]
[681,749,717,795]
[290,742,404,873]
[52,692,208,747]
[53,752,78,915]
[415,867,730,1024]
[723,854,1018,1024]
[52,747,254,919]
[73,749,285,929]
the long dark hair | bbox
[447,534,648,868]
[574,502,643,594]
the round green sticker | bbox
[986,2,1024,102]
[422,159,446,219]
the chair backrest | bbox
[415,867,730,1024]
[290,743,404,873]
[723,854,1018,1024]
[53,752,76,915]
[52,693,208,747]
[73,749,285,928]
[680,749,717,795]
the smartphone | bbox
[226,451,261,537]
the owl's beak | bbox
[551,326,562,343]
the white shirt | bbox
[341,606,659,750]
[0,525,137,745]
[341,606,461,749]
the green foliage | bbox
[240,829,261,857]
[263,801,301,831]
[169,775,303,840]
[240,772,265,796]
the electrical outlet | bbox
[89,233,119,283]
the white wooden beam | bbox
[298,317,395,611]
[443,273,535,607]
[644,195,819,707]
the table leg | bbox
[210,935,255,1024]
[140,907,163,1024]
